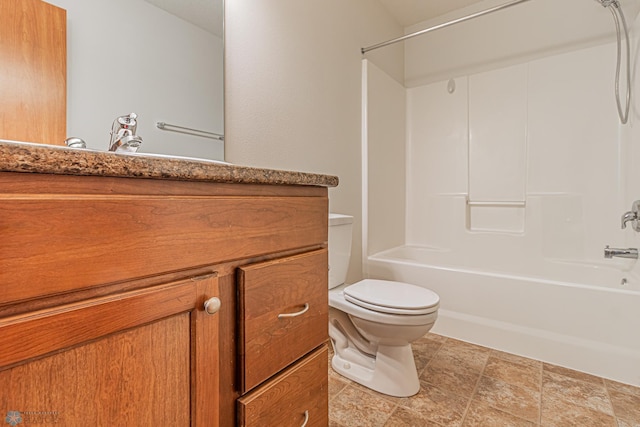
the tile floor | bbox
[328,333,640,426]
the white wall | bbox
[49,0,224,160]
[225,0,404,283]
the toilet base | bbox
[330,342,420,397]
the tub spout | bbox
[604,245,638,259]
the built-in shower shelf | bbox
[467,201,526,207]
[466,198,525,233]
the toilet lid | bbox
[343,279,439,315]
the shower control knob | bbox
[203,297,221,315]
[621,200,640,231]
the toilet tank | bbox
[328,213,353,289]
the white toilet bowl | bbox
[328,213,440,397]
[328,279,439,397]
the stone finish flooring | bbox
[329,333,640,426]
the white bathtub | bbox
[365,245,640,386]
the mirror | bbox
[49,0,225,161]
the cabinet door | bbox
[0,274,220,427]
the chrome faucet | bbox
[604,245,639,259]
[109,113,143,153]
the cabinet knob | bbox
[301,410,309,427]
[203,297,221,315]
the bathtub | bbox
[365,245,640,386]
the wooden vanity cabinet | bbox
[0,171,329,427]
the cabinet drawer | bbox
[238,249,328,392]
[237,345,328,427]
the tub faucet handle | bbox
[621,211,637,229]
[621,200,640,231]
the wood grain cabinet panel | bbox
[0,0,66,144]
[237,345,329,427]
[0,195,327,305]
[0,273,220,427]
[238,250,329,393]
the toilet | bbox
[328,213,439,397]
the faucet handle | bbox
[65,137,86,148]
[116,113,138,131]
[119,112,137,123]
[621,211,637,229]
[621,200,640,231]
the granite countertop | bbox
[0,141,339,187]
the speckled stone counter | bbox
[0,141,338,187]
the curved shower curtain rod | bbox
[361,0,532,54]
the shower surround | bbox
[363,2,640,386]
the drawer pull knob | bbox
[203,297,221,315]
[277,303,309,319]
[301,410,309,427]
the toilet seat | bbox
[344,279,439,315]
[330,285,438,327]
